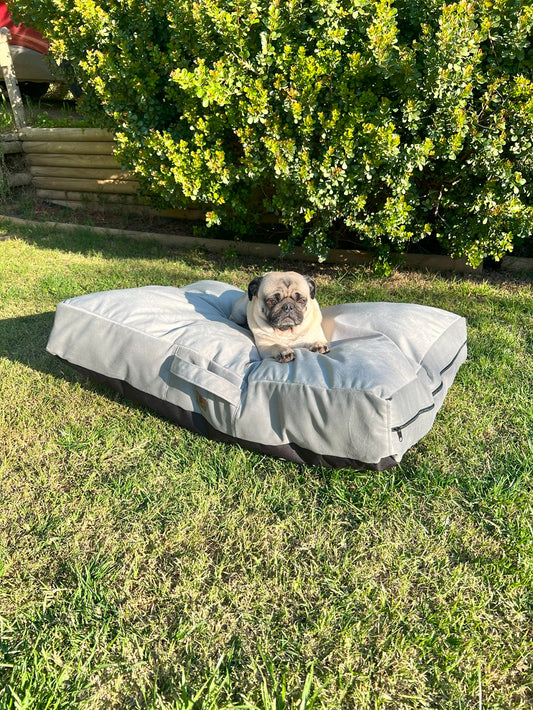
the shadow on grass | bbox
[1,218,204,262]
[6,219,533,298]
[1,312,58,373]
[1,218,284,282]
[1,312,114,399]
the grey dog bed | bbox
[46,280,467,470]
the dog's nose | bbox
[281,302,294,312]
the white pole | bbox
[0,27,27,130]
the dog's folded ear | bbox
[248,276,263,300]
[305,275,317,299]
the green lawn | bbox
[1,219,532,710]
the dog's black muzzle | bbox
[268,299,304,330]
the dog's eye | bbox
[266,294,281,307]
[297,296,307,305]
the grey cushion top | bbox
[46,280,467,466]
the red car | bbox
[0,2,54,97]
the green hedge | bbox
[11,0,533,265]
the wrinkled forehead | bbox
[263,272,308,298]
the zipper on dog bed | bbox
[393,404,436,441]
[392,340,467,442]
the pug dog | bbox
[230,271,330,362]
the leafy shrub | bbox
[10,0,533,264]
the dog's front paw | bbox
[310,342,330,354]
[274,347,295,363]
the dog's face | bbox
[248,271,316,332]
[240,270,329,362]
